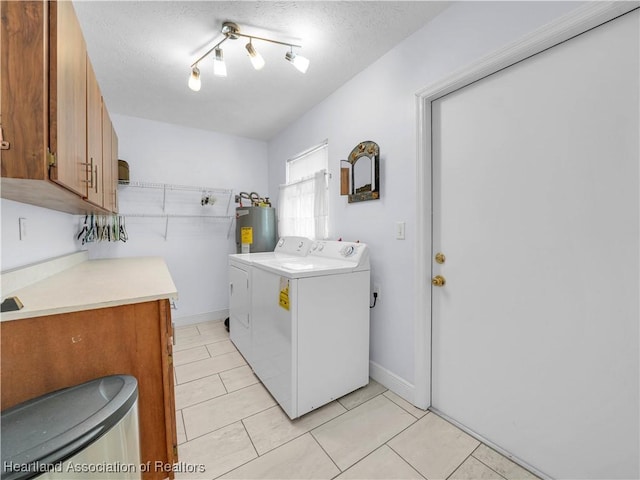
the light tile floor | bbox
[173,320,539,480]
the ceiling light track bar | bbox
[232,32,301,50]
[190,37,229,68]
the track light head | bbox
[246,41,265,70]
[188,66,201,91]
[214,48,227,77]
[285,50,310,74]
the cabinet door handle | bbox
[81,158,94,188]
[94,165,99,193]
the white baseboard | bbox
[172,309,229,327]
[369,360,417,406]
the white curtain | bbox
[278,170,328,239]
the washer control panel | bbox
[274,236,313,255]
[309,241,369,266]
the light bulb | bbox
[246,41,265,70]
[214,48,227,77]
[285,50,309,74]
[188,66,201,91]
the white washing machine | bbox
[250,240,370,419]
[228,236,312,364]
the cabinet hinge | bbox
[0,125,9,150]
[47,149,56,166]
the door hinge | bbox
[173,444,178,458]
[47,149,56,166]
[0,125,10,150]
[168,352,173,366]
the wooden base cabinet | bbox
[0,300,178,480]
[0,0,117,214]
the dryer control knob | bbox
[342,245,355,257]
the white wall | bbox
[267,1,584,395]
[1,199,81,272]
[85,114,268,324]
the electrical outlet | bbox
[373,284,381,296]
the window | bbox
[278,141,329,239]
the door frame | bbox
[412,1,638,409]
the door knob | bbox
[432,275,446,287]
[435,252,446,264]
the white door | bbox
[431,9,638,479]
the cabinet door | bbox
[102,101,117,212]
[49,0,88,197]
[0,0,48,179]
[111,126,119,212]
[86,58,103,206]
[160,300,178,466]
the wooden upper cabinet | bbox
[86,58,104,207]
[0,0,118,214]
[49,0,88,197]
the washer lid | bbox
[252,256,362,278]
[1,375,138,480]
[229,251,306,267]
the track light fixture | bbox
[285,48,310,74]
[188,21,309,91]
[245,40,265,71]
[188,66,201,91]
[213,48,227,77]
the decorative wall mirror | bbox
[341,141,380,203]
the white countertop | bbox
[1,255,178,322]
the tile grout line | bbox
[182,414,275,479]
[178,393,278,445]
[445,449,509,480]
[340,444,427,480]
[306,391,420,473]
[177,409,189,444]
[469,448,516,480]
[173,336,232,353]
[174,355,248,384]
[239,402,350,459]
[174,373,227,411]
[240,418,261,462]
[306,430,342,476]
[382,391,429,420]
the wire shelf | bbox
[116,180,235,239]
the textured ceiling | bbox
[73,1,450,141]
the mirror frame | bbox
[348,141,380,203]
